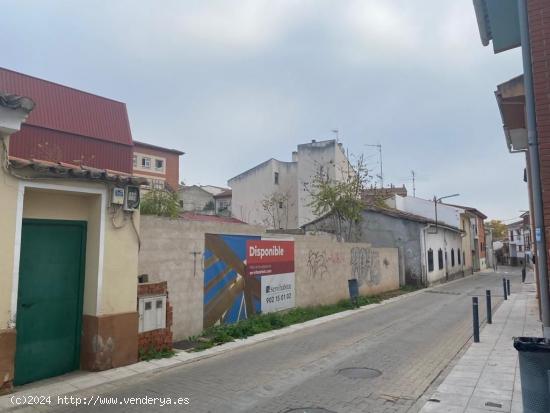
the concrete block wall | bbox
[291,235,399,307]
[139,217,265,341]
[139,216,399,341]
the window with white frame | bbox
[152,179,165,190]
[142,157,151,169]
[133,155,138,167]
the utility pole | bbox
[411,170,416,197]
[366,143,383,187]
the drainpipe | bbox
[518,0,550,338]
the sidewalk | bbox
[419,273,541,413]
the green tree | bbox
[486,219,507,240]
[140,189,180,218]
[306,155,369,240]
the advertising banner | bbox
[203,235,295,329]
[246,239,295,313]
[203,234,261,328]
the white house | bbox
[385,194,462,228]
[228,139,352,228]
[178,185,230,213]
[507,218,531,266]
[384,194,492,281]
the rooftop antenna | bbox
[365,143,383,187]
[331,129,339,142]
[411,170,416,197]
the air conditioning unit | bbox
[124,185,140,211]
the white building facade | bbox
[507,220,531,266]
[229,139,351,228]
[385,194,487,283]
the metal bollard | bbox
[486,290,492,324]
[472,297,480,343]
[507,279,511,296]
[503,278,508,300]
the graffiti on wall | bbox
[306,250,328,279]
[351,247,381,286]
[327,251,345,265]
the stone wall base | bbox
[81,312,138,371]
[0,328,16,395]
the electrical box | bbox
[124,185,140,211]
[138,295,166,333]
[111,187,125,205]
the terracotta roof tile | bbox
[9,156,148,185]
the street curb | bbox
[0,270,491,410]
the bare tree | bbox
[261,190,293,229]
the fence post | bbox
[503,278,508,300]
[472,297,480,343]
[507,278,511,296]
[486,290,492,324]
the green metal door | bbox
[14,219,86,386]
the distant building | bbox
[229,139,352,228]
[178,185,229,213]
[303,205,464,286]
[132,141,183,191]
[362,185,407,204]
[384,195,488,272]
[214,189,232,216]
[506,214,532,266]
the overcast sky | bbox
[3,1,528,220]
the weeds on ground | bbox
[139,346,176,361]
[188,286,423,352]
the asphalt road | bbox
[43,267,522,413]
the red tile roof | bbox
[9,156,148,185]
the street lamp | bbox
[433,194,460,231]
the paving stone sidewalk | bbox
[419,272,541,413]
